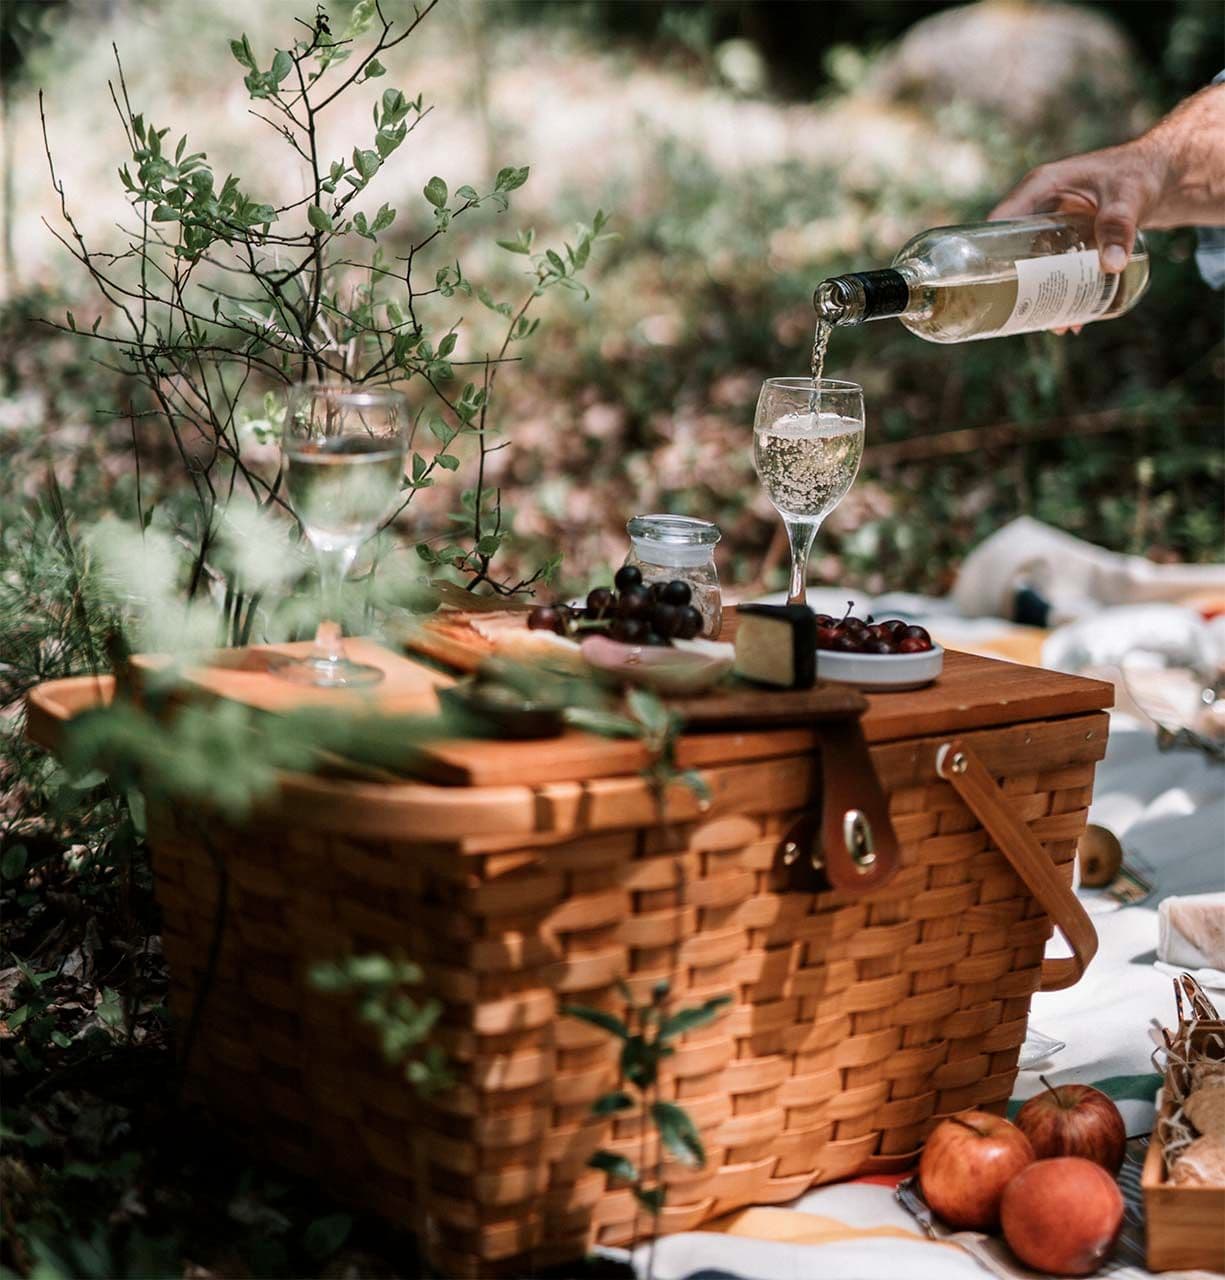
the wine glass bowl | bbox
[753,377,864,606]
[279,384,409,688]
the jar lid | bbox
[626,514,721,546]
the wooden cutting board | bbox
[124,611,1112,790]
[130,637,451,716]
[401,608,867,728]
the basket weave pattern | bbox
[151,728,1100,1277]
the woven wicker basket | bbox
[27,654,1111,1278]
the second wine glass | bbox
[280,384,409,688]
[753,377,864,607]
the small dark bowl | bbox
[439,682,566,740]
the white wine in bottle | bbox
[814,214,1150,344]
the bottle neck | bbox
[813,268,912,327]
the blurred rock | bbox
[870,0,1144,138]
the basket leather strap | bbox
[780,717,900,895]
[936,740,1097,992]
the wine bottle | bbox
[813,214,1150,344]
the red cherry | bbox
[864,639,897,655]
[900,625,931,644]
[832,634,861,653]
[896,636,930,653]
[816,625,842,649]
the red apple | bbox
[1014,1076,1127,1174]
[919,1110,1035,1230]
[1001,1157,1124,1276]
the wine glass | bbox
[278,384,409,688]
[753,378,864,606]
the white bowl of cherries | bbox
[813,608,942,691]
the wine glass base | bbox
[273,657,385,689]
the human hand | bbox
[991,83,1225,275]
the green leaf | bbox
[381,87,408,123]
[658,996,732,1043]
[546,248,565,274]
[437,332,457,358]
[495,165,530,192]
[354,148,380,180]
[560,1004,629,1040]
[229,38,255,70]
[496,228,534,255]
[303,1213,352,1261]
[563,708,639,739]
[270,49,293,85]
[651,1100,706,1167]
[371,203,396,232]
[2,844,28,880]
[363,57,386,79]
[588,1150,637,1184]
[633,1185,666,1214]
[591,1090,634,1116]
[307,204,333,233]
[423,176,448,209]
[455,184,479,202]
[476,534,501,556]
[151,205,178,222]
[434,454,459,472]
[95,988,125,1032]
[620,1034,657,1089]
[626,688,673,738]
[50,1030,71,1049]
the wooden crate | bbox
[1143,1023,1225,1272]
[27,650,1112,1278]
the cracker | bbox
[1170,1134,1225,1187]
[1184,1081,1225,1137]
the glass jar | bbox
[623,514,722,636]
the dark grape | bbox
[586,587,614,618]
[618,618,647,644]
[528,606,561,633]
[676,606,703,639]
[614,564,643,593]
[648,582,666,603]
[660,579,692,607]
[642,630,665,647]
[650,603,681,638]
[618,585,652,618]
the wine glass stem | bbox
[785,518,820,607]
[312,544,357,665]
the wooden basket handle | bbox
[936,740,1097,992]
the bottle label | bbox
[998,249,1119,336]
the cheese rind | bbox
[733,604,817,689]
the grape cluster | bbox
[816,607,933,655]
[527,565,702,646]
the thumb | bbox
[1093,199,1139,274]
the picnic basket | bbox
[25,640,1112,1278]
